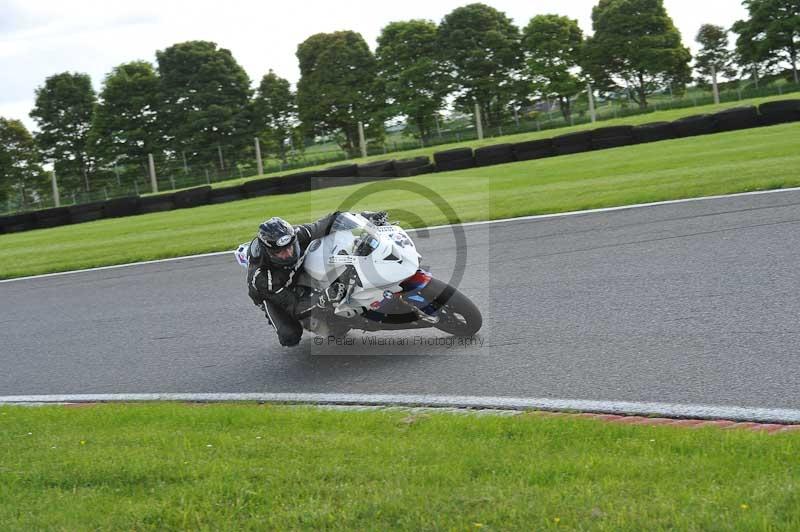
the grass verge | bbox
[1,122,799,279]
[0,403,798,530]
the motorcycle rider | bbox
[247,211,388,347]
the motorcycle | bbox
[234,212,482,338]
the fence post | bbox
[711,65,720,105]
[587,83,597,123]
[148,153,158,193]
[182,151,189,175]
[254,137,264,176]
[51,167,60,207]
[358,121,367,158]
[205,169,210,184]
[217,145,225,170]
[474,103,484,140]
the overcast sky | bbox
[1,0,749,131]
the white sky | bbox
[1,0,749,131]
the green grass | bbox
[213,93,800,188]
[0,404,798,530]
[1,122,799,279]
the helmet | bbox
[258,217,300,267]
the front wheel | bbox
[419,278,482,337]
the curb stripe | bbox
[2,393,800,424]
[4,186,800,284]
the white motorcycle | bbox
[235,212,481,338]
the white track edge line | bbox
[1,393,799,424]
[4,185,800,284]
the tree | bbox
[252,70,296,162]
[521,14,585,121]
[29,72,96,192]
[583,0,692,108]
[88,61,161,184]
[376,19,450,142]
[156,41,253,169]
[737,0,800,83]
[437,3,523,125]
[0,118,47,209]
[296,31,385,156]
[695,24,737,85]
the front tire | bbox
[419,278,482,336]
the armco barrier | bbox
[4,104,800,236]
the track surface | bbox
[2,191,800,412]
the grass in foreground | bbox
[0,404,798,530]
[1,123,799,279]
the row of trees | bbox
[2,0,799,209]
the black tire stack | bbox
[356,160,397,179]
[173,186,212,209]
[759,99,800,126]
[632,122,676,144]
[102,197,140,219]
[68,202,106,223]
[713,106,760,132]
[552,131,593,155]
[672,114,718,138]
[0,212,36,234]
[433,148,475,172]
[512,138,555,161]
[209,185,245,204]
[591,126,634,150]
[474,144,515,167]
[393,157,434,177]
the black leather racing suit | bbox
[246,212,339,347]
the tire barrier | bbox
[512,138,555,161]
[209,185,245,204]
[433,148,475,172]
[632,122,676,144]
[139,193,176,214]
[393,157,432,177]
[0,212,36,234]
[713,106,760,132]
[4,103,800,236]
[474,144,515,167]
[242,177,280,198]
[67,202,106,223]
[173,186,212,209]
[313,164,358,178]
[759,99,800,126]
[591,125,634,151]
[356,160,397,178]
[34,207,71,229]
[672,114,718,138]
[102,197,140,219]
[552,131,593,155]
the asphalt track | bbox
[2,190,800,417]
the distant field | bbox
[1,404,798,530]
[1,122,798,279]
[212,93,800,188]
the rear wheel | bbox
[419,278,482,336]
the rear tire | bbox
[419,278,482,336]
